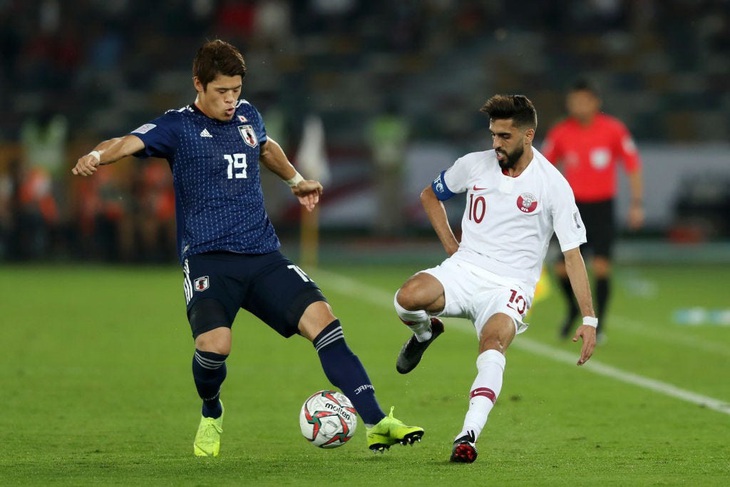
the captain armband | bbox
[582,316,598,328]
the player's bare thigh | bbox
[396,272,446,314]
[478,313,516,354]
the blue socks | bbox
[192,322,386,426]
[192,349,227,418]
[313,320,385,426]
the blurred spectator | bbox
[16,165,58,259]
[17,104,68,259]
[134,160,176,263]
[254,0,293,49]
[215,0,257,46]
[0,158,19,259]
[72,163,134,262]
[368,99,411,237]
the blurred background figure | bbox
[134,160,176,263]
[368,99,410,238]
[0,157,19,259]
[17,102,68,259]
[542,79,643,342]
[71,162,134,262]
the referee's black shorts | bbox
[576,199,615,259]
[182,250,326,338]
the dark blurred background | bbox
[1,0,728,264]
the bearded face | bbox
[496,141,524,170]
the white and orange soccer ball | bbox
[299,390,357,448]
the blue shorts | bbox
[182,250,326,338]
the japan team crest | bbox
[238,125,258,147]
[517,192,538,213]
[194,276,210,292]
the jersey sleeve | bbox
[614,122,641,173]
[129,112,180,159]
[551,176,587,252]
[432,155,471,201]
[252,106,268,146]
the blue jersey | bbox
[130,100,280,262]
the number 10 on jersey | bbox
[468,194,486,223]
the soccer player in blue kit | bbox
[72,39,423,457]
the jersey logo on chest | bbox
[238,125,258,147]
[517,192,538,213]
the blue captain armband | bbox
[432,171,455,201]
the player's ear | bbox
[524,127,535,144]
[193,76,204,93]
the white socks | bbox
[394,291,432,342]
[456,349,506,442]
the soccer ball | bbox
[299,390,357,448]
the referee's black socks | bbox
[559,275,580,336]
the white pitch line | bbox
[313,269,730,416]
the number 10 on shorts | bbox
[506,289,527,315]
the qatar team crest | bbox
[517,192,538,213]
[238,125,258,147]
[194,276,210,292]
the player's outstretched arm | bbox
[563,247,597,365]
[421,185,459,256]
[260,137,323,212]
[72,135,145,176]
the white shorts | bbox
[422,255,533,337]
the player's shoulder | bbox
[236,99,258,114]
[596,113,629,132]
[130,106,189,137]
[533,149,571,183]
[232,99,263,123]
[456,149,495,165]
[163,105,193,117]
[545,117,573,138]
[152,105,193,127]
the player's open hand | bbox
[72,153,101,176]
[573,324,596,366]
[292,180,323,212]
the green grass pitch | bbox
[1,262,728,485]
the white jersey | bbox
[431,148,586,292]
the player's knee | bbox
[189,298,233,354]
[478,315,516,353]
[195,327,232,355]
[395,288,416,310]
[396,280,428,310]
[298,301,336,341]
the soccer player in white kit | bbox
[393,95,597,463]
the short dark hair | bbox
[193,39,247,89]
[480,94,537,130]
[569,77,600,97]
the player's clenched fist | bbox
[72,150,101,176]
